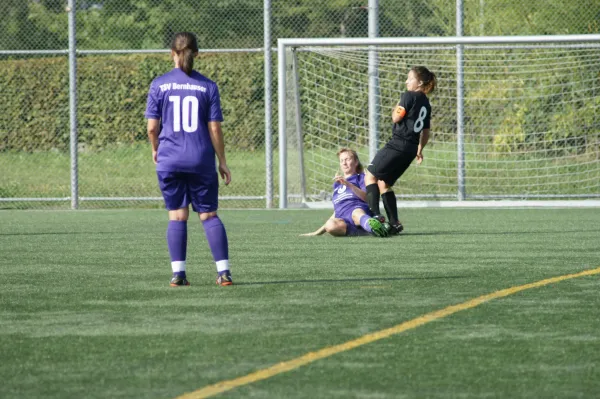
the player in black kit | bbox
[365,66,436,235]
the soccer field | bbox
[1,208,599,398]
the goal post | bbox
[277,35,600,209]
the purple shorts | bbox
[344,219,370,236]
[157,171,218,213]
[335,204,372,236]
[335,203,371,223]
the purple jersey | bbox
[332,172,370,220]
[145,68,223,173]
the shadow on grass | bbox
[235,275,468,286]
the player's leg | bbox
[366,145,399,221]
[381,186,403,235]
[168,207,190,285]
[198,211,232,285]
[364,169,382,217]
[351,208,388,237]
[157,171,191,287]
[189,172,232,286]
[379,181,398,225]
[324,218,348,236]
[379,145,417,234]
[381,187,403,234]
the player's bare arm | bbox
[299,225,326,236]
[392,104,406,123]
[147,118,160,164]
[416,128,430,165]
[208,121,231,185]
[346,184,367,202]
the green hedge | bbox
[1,50,598,155]
[0,53,266,152]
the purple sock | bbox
[167,220,187,263]
[360,214,373,233]
[202,216,229,262]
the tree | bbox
[0,0,65,50]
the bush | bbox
[0,52,266,152]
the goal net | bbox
[280,38,600,207]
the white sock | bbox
[216,260,230,273]
[171,261,186,273]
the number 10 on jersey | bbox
[169,95,199,133]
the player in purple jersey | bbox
[301,148,388,237]
[365,66,436,235]
[145,32,233,287]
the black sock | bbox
[366,184,381,216]
[381,191,398,224]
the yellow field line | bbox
[175,266,600,399]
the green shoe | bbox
[367,217,388,237]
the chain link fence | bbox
[1,0,599,209]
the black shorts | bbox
[367,139,418,186]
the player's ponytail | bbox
[171,32,199,76]
[412,66,437,94]
[180,48,195,76]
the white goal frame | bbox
[277,34,600,209]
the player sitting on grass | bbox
[300,148,389,237]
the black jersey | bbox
[392,91,431,145]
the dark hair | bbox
[337,148,364,174]
[171,32,199,76]
[411,66,437,94]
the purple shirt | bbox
[145,68,223,173]
[332,172,370,220]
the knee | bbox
[351,209,365,225]
[199,211,218,221]
[325,219,346,236]
[365,170,377,185]
[169,208,189,221]
[378,180,391,193]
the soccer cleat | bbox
[389,221,404,235]
[382,222,392,234]
[373,214,387,223]
[216,271,233,286]
[367,217,388,237]
[170,276,190,287]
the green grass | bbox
[1,208,599,398]
[0,144,269,198]
[0,145,272,209]
[2,143,599,210]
